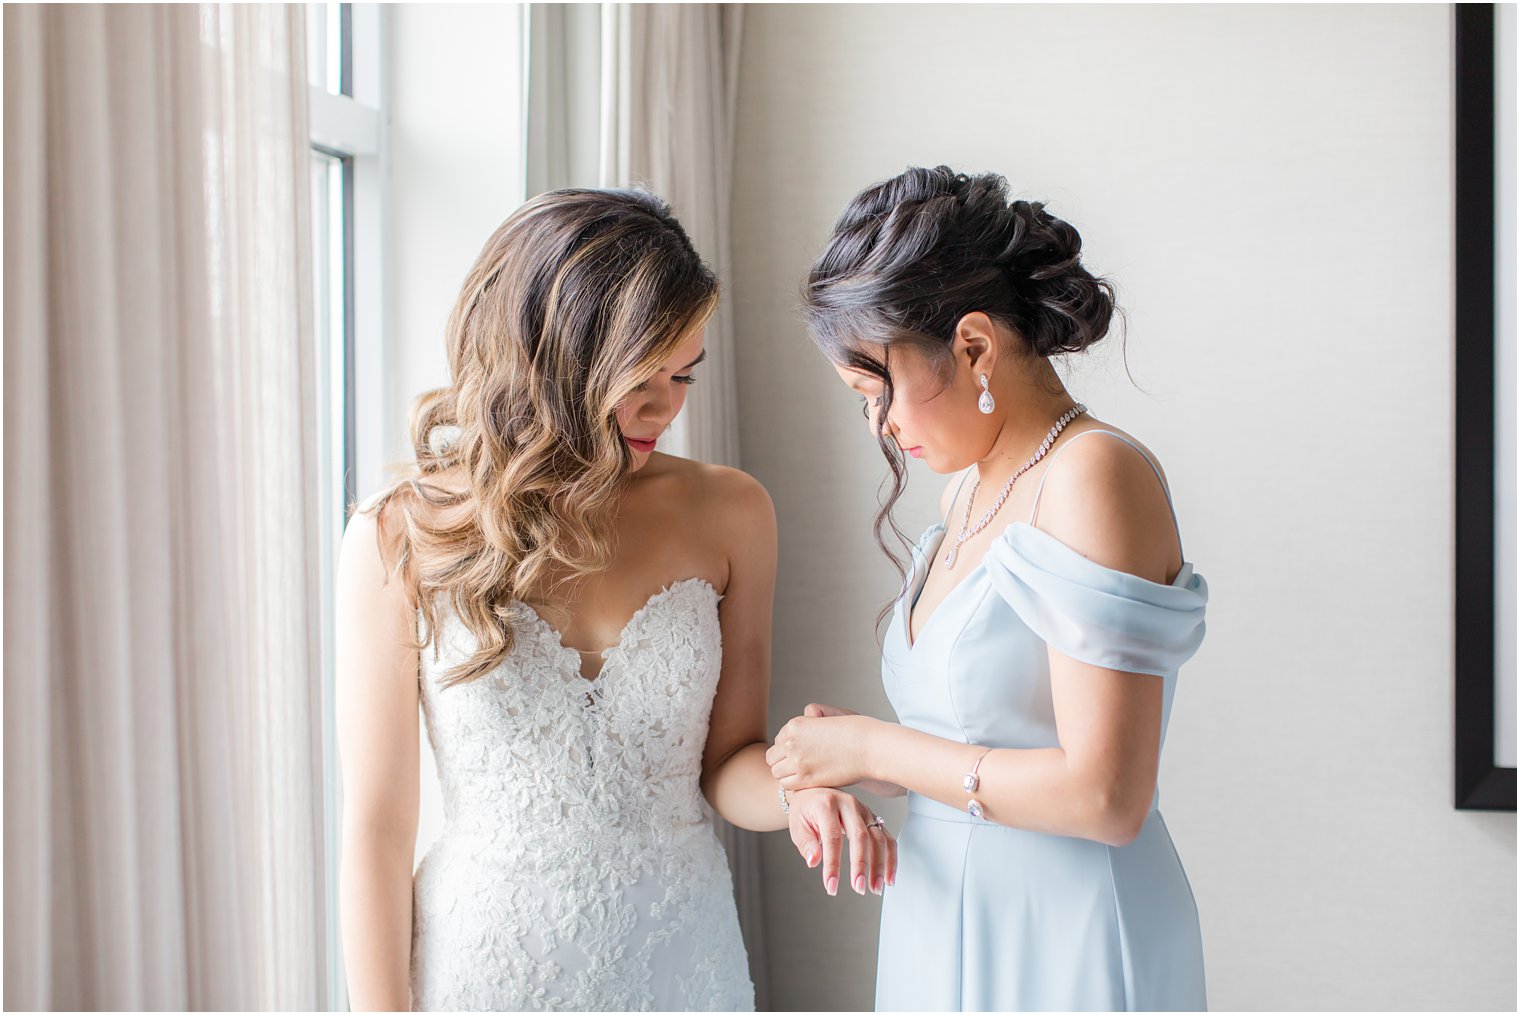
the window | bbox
[306,4,386,1007]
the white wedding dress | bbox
[409,577,755,1012]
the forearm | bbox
[865,722,1147,846]
[341,828,417,1011]
[701,741,789,832]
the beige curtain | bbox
[526,3,745,466]
[3,5,326,1010]
[527,2,764,998]
[598,4,768,1002]
[599,4,744,469]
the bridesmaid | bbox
[766,167,1210,1011]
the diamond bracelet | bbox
[963,747,995,820]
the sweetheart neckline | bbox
[514,576,719,684]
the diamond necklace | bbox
[943,403,1088,568]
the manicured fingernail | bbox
[826,876,838,896]
[853,874,866,895]
[803,847,816,864]
[872,876,883,895]
[888,872,896,887]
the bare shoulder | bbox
[1048,422,1171,493]
[644,453,775,529]
[339,493,407,602]
[340,470,465,602]
[706,462,775,524]
[340,502,383,571]
[1031,422,1180,583]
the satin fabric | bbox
[874,442,1210,1011]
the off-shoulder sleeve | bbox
[983,523,1209,677]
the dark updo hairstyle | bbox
[802,166,1117,609]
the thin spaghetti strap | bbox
[1026,429,1185,558]
[941,468,973,528]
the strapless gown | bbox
[409,578,754,1012]
[875,429,1210,1011]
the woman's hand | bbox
[800,704,907,798]
[767,705,899,792]
[785,786,896,896]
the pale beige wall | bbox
[387,3,525,865]
[389,4,525,469]
[731,4,1516,1011]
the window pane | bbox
[308,146,348,1009]
[309,152,346,577]
[306,2,343,95]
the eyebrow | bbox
[679,349,707,370]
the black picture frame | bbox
[1454,3,1515,811]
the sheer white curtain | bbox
[3,5,325,1009]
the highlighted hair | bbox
[364,189,717,686]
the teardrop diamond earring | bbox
[978,374,996,414]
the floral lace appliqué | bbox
[409,579,754,1012]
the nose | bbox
[638,379,675,422]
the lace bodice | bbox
[409,578,754,1011]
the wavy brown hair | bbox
[362,189,718,686]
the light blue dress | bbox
[874,429,1210,1012]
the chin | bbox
[915,452,952,474]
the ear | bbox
[951,312,999,379]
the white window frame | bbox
[309,4,388,508]
[308,5,388,1009]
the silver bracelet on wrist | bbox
[777,786,790,814]
[963,747,994,820]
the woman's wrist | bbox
[787,785,830,801]
[859,716,894,786]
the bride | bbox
[335,188,895,1011]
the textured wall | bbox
[730,4,1516,1010]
